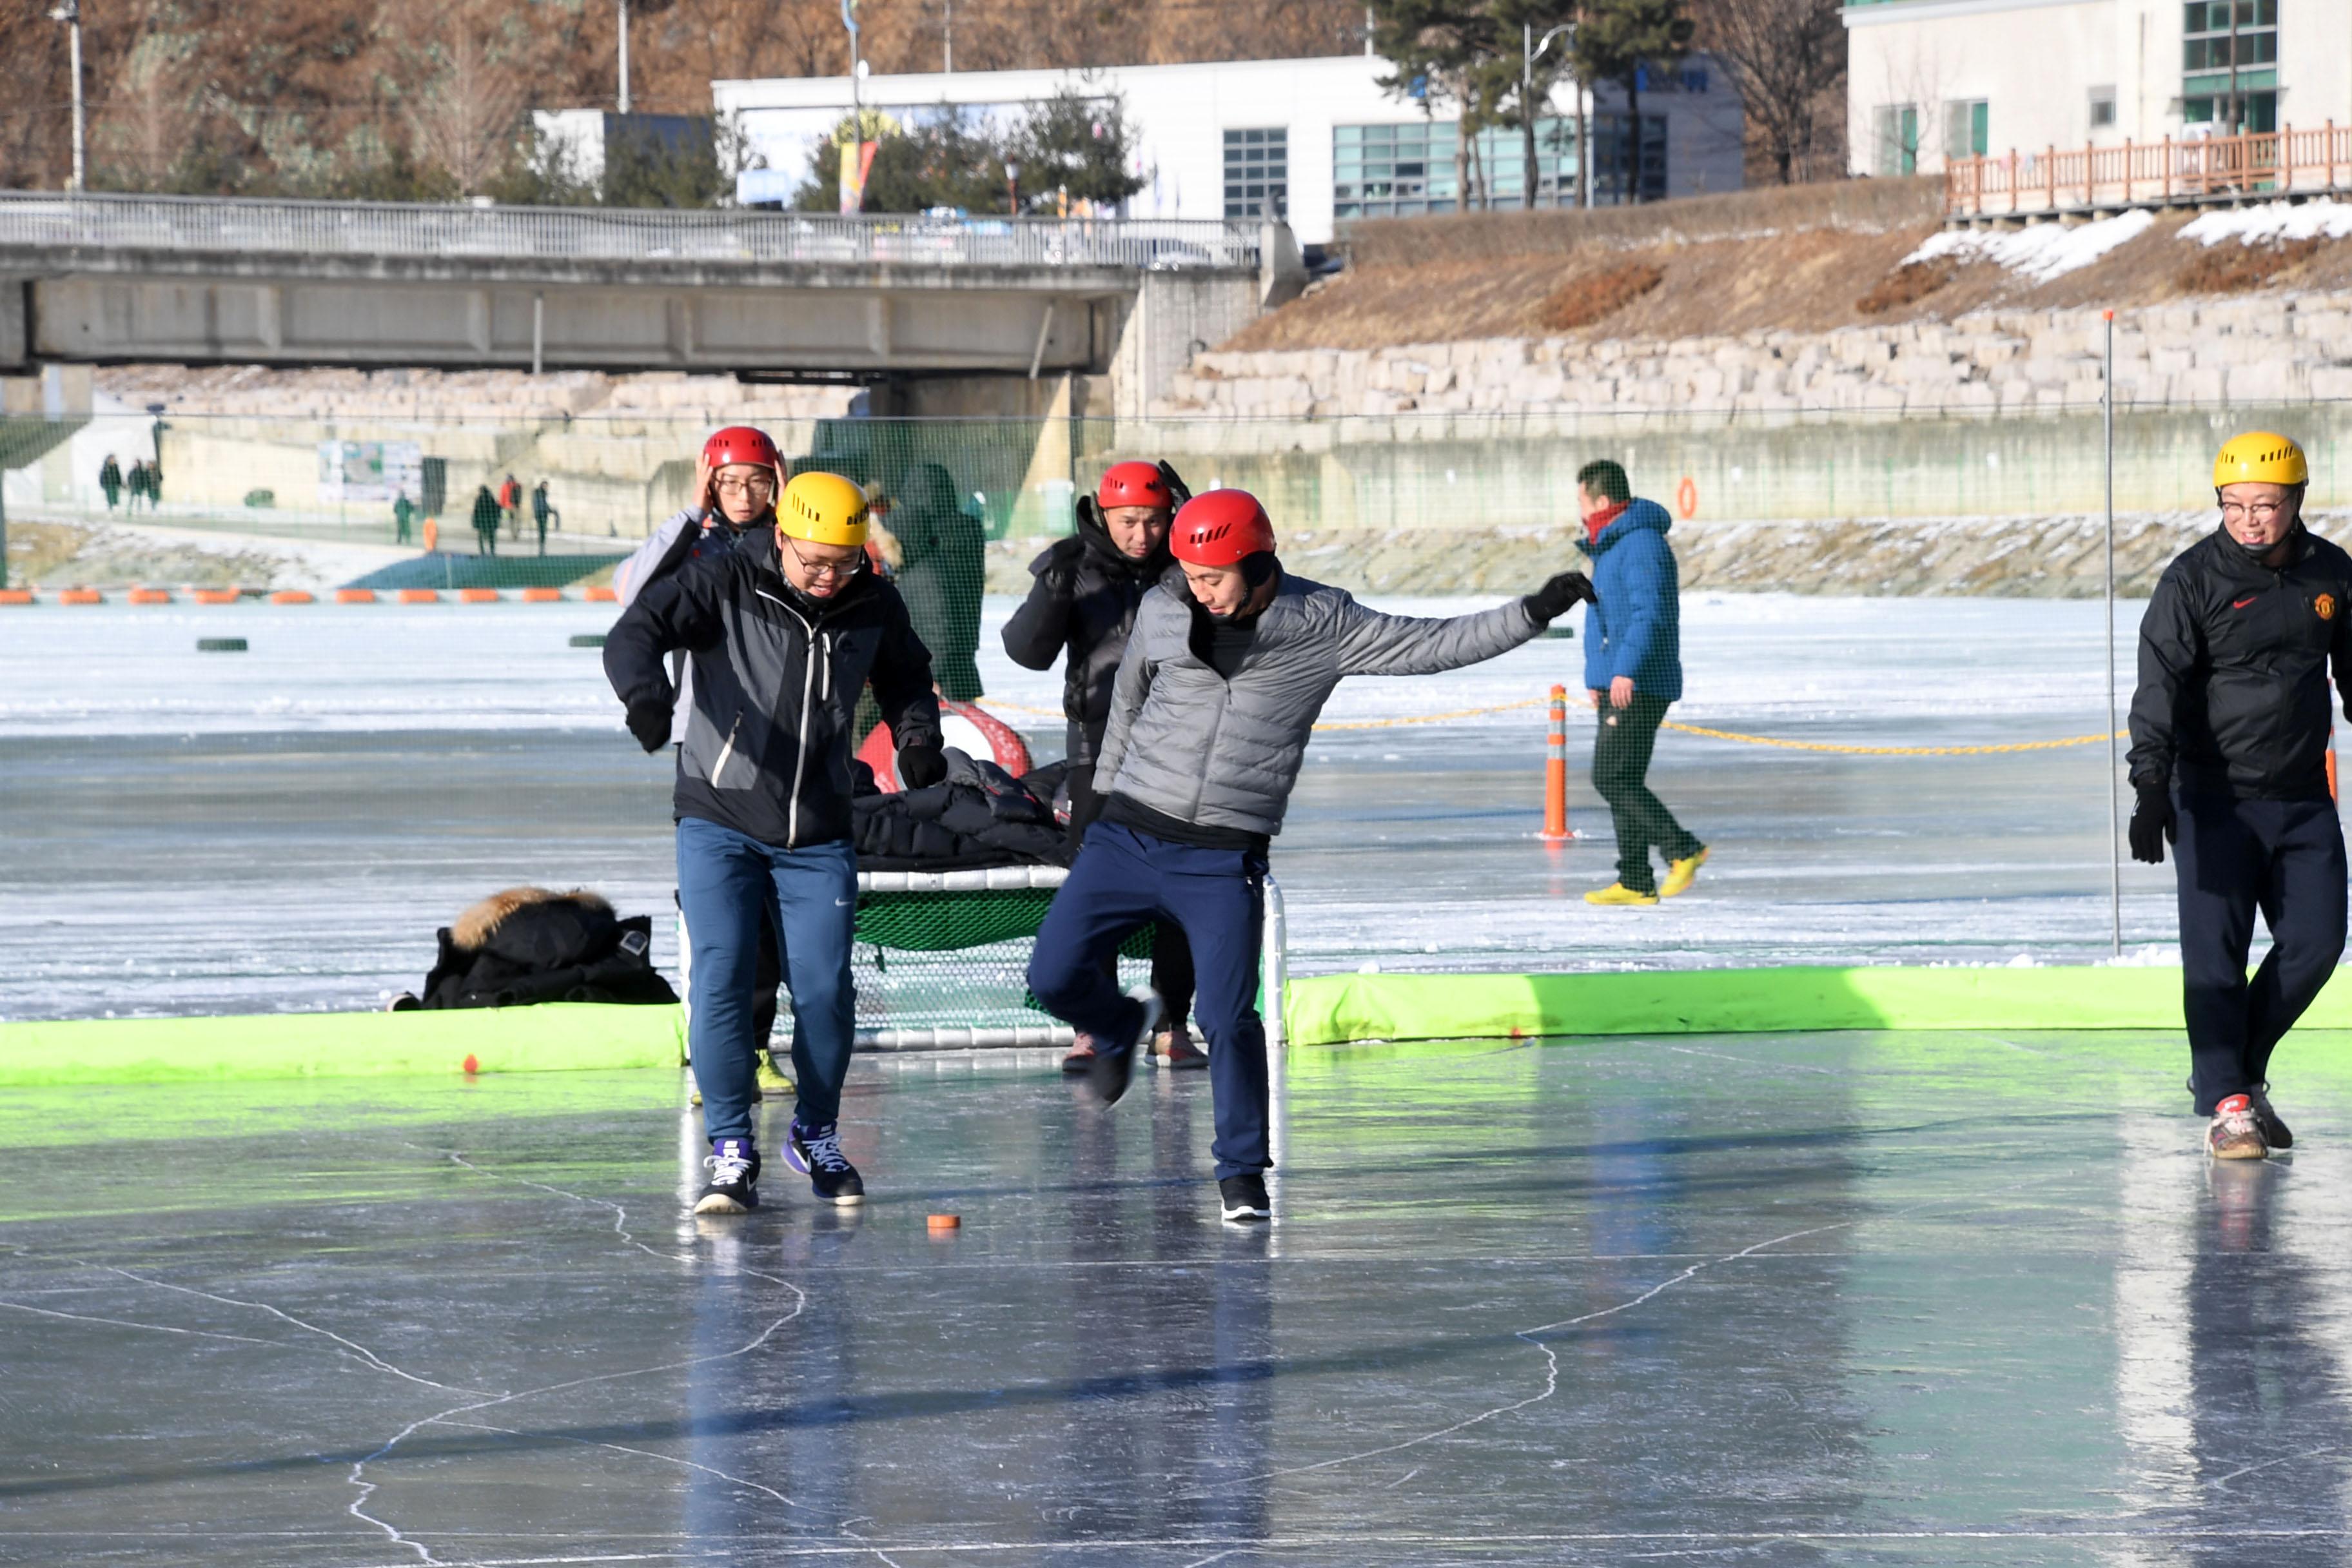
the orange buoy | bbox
[192,588,240,605]
[582,585,617,602]
[927,1213,961,1232]
[128,587,172,605]
[270,590,314,605]
[397,588,440,604]
[458,587,500,603]
[0,589,33,605]
[462,1053,480,1075]
[335,587,377,605]
[59,587,103,605]
[520,587,562,603]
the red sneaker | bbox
[1153,1025,1208,1070]
[1061,1035,1096,1075]
[2208,1093,2269,1161]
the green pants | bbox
[1592,696,1701,894]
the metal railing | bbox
[1945,122,2352,219]
[0,190,1262,271]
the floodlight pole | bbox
[50,1,85,191]
[617,0,631,115]
[2104,309,2121,957]
[1524,24,1573,211]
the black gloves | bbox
[1039,531,1085,596]
[625,698,673,754]
[1157,460,1193,508]
[2128,780,2175,865]
[1524,571,1598,625]
[897,741,947,790]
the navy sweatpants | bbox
[676,816,858,1144]
[2173,789,2347,1114]
[1027,821,1271,1180]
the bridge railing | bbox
[1945,121,2352,218]
[0,190,1262,271]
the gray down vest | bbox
[1094,572,1539,836]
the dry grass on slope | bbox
[1232,197,2352,355]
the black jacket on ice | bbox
[2128,524,2352,801]
[999,507,1175,765]
[604,529,943,848]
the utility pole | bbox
[617,0,632,114]
[943,0,953,74]
[49,1,85,191]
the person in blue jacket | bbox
[1578,460,1707,906]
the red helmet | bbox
[1170,489,1275,567]
[1097,460,1174,511]
[702,425,779,473]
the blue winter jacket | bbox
[1580,498,1683,703]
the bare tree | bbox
[1699,0,1845,184]
[405,3,529,193]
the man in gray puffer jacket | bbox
[1027,487,1594,1222]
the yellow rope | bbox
[975,700,2122,755]
[1660,721,2126,757]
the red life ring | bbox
[858,699,1035,790]
[1675,477,1698,519]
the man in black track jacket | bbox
[605,471,944,1215]
[2127,431,2352,1161]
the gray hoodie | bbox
[1095,573,1539,837]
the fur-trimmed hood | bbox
[452,887,612,952]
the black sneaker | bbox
[788,1120,865,1206]
[2251,1086,2295,1150]
[694,1138,760,1214]
[1219,1173,1271,1223]
[1086,988,1162,1106]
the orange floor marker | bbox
[927,1213,961,1232]
[335,587,377,604]
[271,589,315,605]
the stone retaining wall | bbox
[1154,293,2352,419]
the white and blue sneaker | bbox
[694,1137,760,1215]
[787,1120,865,1206]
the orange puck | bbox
[927,1213,961,1231]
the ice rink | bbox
[0,592,2196,1021]
[6,1031,2352,1564]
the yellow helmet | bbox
[778,471,870,547]
[2214,431,2309,488]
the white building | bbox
[1845,0,2351,177]
[713,54,1743,247]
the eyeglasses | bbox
[715,475,776,498]
[782,533,863,582]
[2220,500,2288,523]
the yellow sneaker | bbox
[755,1052,796,1096]
[1660,846,1710,898]
[1584,882,1660,906]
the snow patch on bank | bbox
[2180,196,2352,248]
[1906,208,2154,282]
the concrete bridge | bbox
[0,193,1276,405]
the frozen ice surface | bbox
[6,1037,2352,1564]
[0,593,2220,1021]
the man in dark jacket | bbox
[1578,459,1706,906]
[1003,459,1202,1071]
[1025,487,1593,1222]
[888,462,987,701]
[2127,431,2352,1161]
[606,470,946,1215]
[470,484,500,556]
[614,426,799,1104]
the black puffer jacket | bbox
[2128,524,2352,801]
[1000,506,1175,765]
[418,888,678,1010]
[604,529,943,848]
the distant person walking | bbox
[887,462,988,701]
[393,489,416,545]
[1578,459,1707,907]
[2128,432,2352,1161]
[498,473,522,544]
[98,455,122,513]
[531,479,554,554]
[126,460,151,514]
[470,484,501,556]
